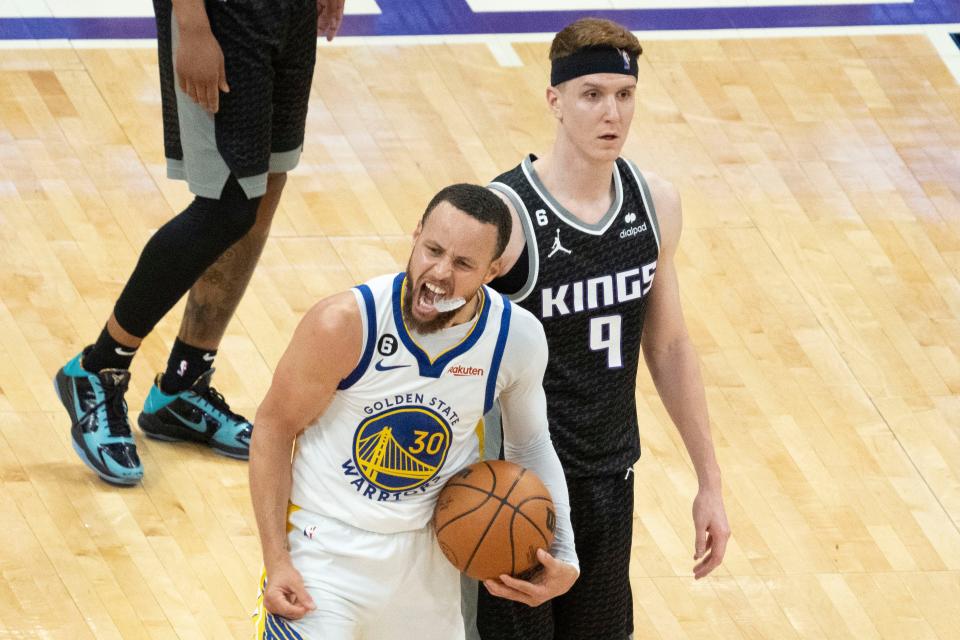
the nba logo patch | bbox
[619,48,631,70]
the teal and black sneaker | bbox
[138,370,252,459]
[54,351,143,485]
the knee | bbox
[251,172,288,229]
[267,171,288,195]
[211,175,262,240]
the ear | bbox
[412,220,423,245]
[546,86,562,121]
[482,256,503,284]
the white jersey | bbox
[291,272,518,534]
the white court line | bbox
[467,0,906,10]
[3,23,960,80]
[0,0,380,17]
[486,40,523,67]
[319,23,960,45]
[927,28,960,85]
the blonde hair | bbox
[549,18,642,61]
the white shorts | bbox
[255,509,465,640]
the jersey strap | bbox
[338,284,377,390]
[483,294,512,414]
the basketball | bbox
[432,460,556,581]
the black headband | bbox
[550,46,639,86]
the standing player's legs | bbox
[259,511,465,640]
[177,173,286,354]
[476,565,555,640]
[139,0,317,458]
[551,473,634,640]
[365,524,466,640]
[174,0,316,357]
[476,472,635,640]
[53,0,273,484]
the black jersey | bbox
[489,155,661,477]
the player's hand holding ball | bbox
[433,460,579,607]
[483,548,579,607]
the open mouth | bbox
[422,282,444,309]
[599,134,619,141]
[415,281,446,316]
[414,281,465,315]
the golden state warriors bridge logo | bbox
[352,406,452,492]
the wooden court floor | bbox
[1,33,959,639]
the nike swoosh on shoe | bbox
[168,409,208,433]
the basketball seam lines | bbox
[434,463,500,535]
[511,497,553,544]
[435,487,550,536]
[463,462,524,577]
[434,490,494,535]
[508,497,552,575]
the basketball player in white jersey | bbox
[250,184,579,640]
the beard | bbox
[402,284,456,334]
[400,265,458,334]
[402,265,472,335]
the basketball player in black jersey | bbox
[53,0,345,485]
[472,18,731,640]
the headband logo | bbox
[619,49,631,70]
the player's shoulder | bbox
[507,301,540,326]
[497,303,548,380]
[620,161,682,241]
[358,272,401,296]
[489,157,527,188]
[503,302,547,346]
[306,290,361,332]
[306,271,398,332]
[620,160,678,204]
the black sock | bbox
[82,326,138,372]
[161,338,216,393]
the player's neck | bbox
[443,291,481,330]
[534,144,617,225]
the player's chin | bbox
[587,143,621,162]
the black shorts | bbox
[154,0,316,197]
[477,471,635,640]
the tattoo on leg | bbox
[177,172,287,350]
[179,231,269,349]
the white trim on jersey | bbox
[521,155,624,237]
[488,181,540,304]
[623,159,661,253]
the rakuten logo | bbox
[448,365,484,377]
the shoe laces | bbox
[196,384,245,423]
[97,372,133,438]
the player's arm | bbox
[486,314,579,607]
[488,188,526,275]
[641,173,731,579]
[171,0,229,113]
[250,291,361,618]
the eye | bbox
[584,91,599,100]
[427,245,442,256]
